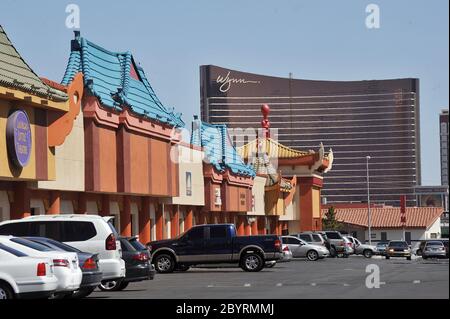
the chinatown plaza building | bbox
[1,26,334,239]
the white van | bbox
[0,215,125,282]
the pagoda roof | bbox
[61,31,184,128]
[0,25,68,108]
[238,138,313,160]
[191,119,255,178]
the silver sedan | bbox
[282,236,329,261]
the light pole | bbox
[366,156,372,245]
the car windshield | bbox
[389,241,408,248]
[377,243,387,247]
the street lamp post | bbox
[366,156,372,245]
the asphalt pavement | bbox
[88,255,449,299]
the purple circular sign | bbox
[6,110,32,168]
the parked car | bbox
[341,236,355,257]
[147,224,282,273]
[0,242,58,299]
[0,215,126,283]
[344,236,375,258]
[416,239,449,258]
[0,236,82,297]
[421,241,447,259]
[291,232,327,247]
[282,236,329,261]
[24,236,103,298]
[374,242,389,256]
[385,241,412,260]
[318,231,349,257]
[99,236,155,291]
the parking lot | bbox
[88,256,449,299]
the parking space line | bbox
[413,280,421,284]
[276,283,283,287]
[244,283,251,287]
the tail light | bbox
[82,257,98,270]
[37,263,46,276]
[283,246,290,252]
[274,239,282,251]
[53,259,69,267]
[133,252,149,262]
[346,242,353,247]
[105,234,117,250]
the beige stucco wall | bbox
[37,113,85,191]
[248,176,266,216]
[280,184,300,222]
[171,145,205,206]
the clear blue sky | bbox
[1,0,448,185]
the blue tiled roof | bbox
[191,118,255,177]
[61,31,184,127]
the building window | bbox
[381,232,387,241]
[430,233,438,239]
[186,172,192,196]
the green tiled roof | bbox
[0,25,67,102]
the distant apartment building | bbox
[200,65,420,206]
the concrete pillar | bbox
[11,182,30,219]
[236,216,245,236]
[99,194,110,217]
[120,196,132,236]
[244,218,251,236]
[155,204,163,240]
[185,206,193,231]
[257,216,266,235]
[47,191,61,215]
[171,206,179,238]
[251,220,258,235]
[139,198,151,245]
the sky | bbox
[0,0,448,185]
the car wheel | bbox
[116,281,129,291]
[407,256,412,261]
[422,256,428,260]
[416,249,422,256]
[240,253,264,272]
[154,254,175,273]
[0,283,14,300]
[66,286,96,299]
[99,279,123,292]
[385,256,390,259]
[363,249,373,258]
[306,250,319,261]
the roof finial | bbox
[261,104,270,139]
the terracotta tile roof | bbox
[238,138,312,160]
[322,207,443,229]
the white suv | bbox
[0,215,125,282]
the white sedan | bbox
[0,236,82,297]
[0,242,58,299]
[282,236,330,261]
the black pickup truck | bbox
[147,224,282,273]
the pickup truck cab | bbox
[147,224,282,273]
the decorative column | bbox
[99,194,110,217]
[77,193,87,214]
[185,206,193,231]
[244,217,251,235]
[47,191,61,215]
[139,197,151,245]
[257,216,266,235]
[155,204,164,240]
[236,216,245,236]
[120,196,132,236]
[171,206,179,238]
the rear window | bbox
[389,241,408,248]
[108,221,120,238]
[63,221,97,242]
[26,238,81,253]
[120,238,137,252]
[129,239,146,251]
[0,222,30,236]
[426,241,444,247]
[325,232,342,240]
[0,243,28,257]
[10,238,53,252]
[312,234,322,242]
